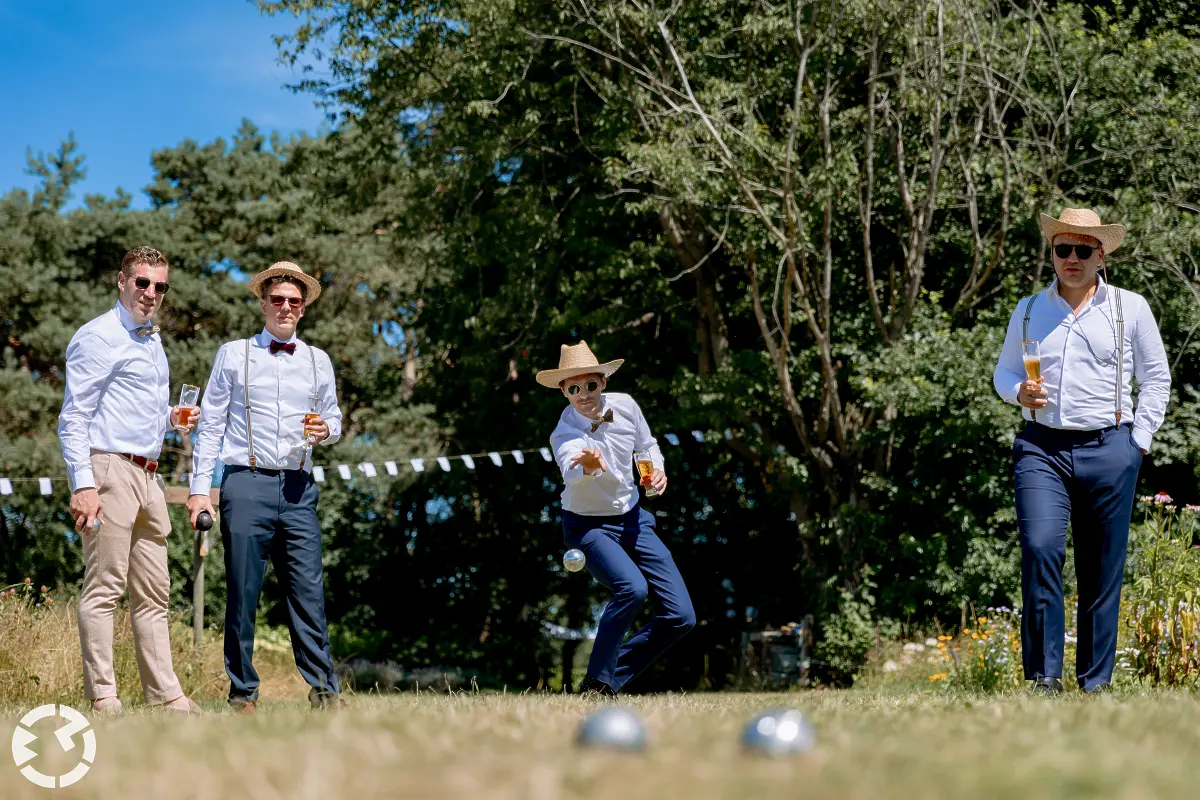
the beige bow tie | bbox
[590,408,615,432]
[134,324,160,339]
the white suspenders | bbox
[242,336,318,472]
[1022,286,1125,426]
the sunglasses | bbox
[565,380,601,396]
[268,295,304,309]
[1053,243,1096,261]
[131,276,170,294]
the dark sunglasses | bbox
[268,295,304,309]
[1053,243,1096,260]
[565,380,601,396]
[132,276,170,294]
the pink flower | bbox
[1154,492,1174,505]
[1185,505,1200,513]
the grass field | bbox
[4,688,1198,799]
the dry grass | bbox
[3,689,1199,799]
[0,591,308,706]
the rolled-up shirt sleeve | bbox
[552,425,600,485]
[190,345,232,496]
[994,300,1028,406]
[316,350,342,446]
[58,330,113,492]
[1131,294,1171,452]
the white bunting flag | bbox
[538,448,552,462]
[39,478,52,495]
[313,466,325,483]
[357,462,377,478]
[411,459,425,472]
[436,457,451,472]
[384,461,398,476]
[488,452,502,466]
[337,464,352,480]
[512,450,525,464]
[664,433,680,446]
[691,430,705,443]
[0,478,12,495]
[462,455,475,470]
[724,428,733,440]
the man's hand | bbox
[186,494,216,531]
[570,448,608,476]
[303,416,330,443]
[1018,379,1048,410]
[648,469,668,495]
[70,488,104,535]
[170,405,201,433]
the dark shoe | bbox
[1081,683,1112,695]
[309,687,347,710]
[1031,676,1063,696]
[228,697,257,714]
[578,675,617,697]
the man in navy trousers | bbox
[994,208,1170,694]
[538,341,695,696]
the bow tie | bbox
[590,408,615,432]
[270,340,296,355]
[133,324,159,339]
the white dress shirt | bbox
[59,301,170,492]
[550,392,664,516]
[993,277,1170,452]
[189,329,342,494]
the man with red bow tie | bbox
[186,261,345,712]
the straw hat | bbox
[1038,208,1126,254]
[248,261,322,304]
[535,341,624,388]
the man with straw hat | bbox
[186,261,345,712]
[537,341,696,695]
[993,208,1170,695]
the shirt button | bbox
[612,500,620,507]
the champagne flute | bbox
[634,449,659,497]
[1021,340,1041,421]
[175,384,200,433]
[299,396,320,469]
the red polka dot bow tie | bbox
[270,340,296,355]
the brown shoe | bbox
[229,698,257,714]
[308,687,346,710]
[91,697,123,714]
[161,695,203,714]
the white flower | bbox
[884,661,899,673]
[925,638,938,647]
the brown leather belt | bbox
[115,453,158,473]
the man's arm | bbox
[316,349,342,446]
[993,301,1027,406]
[551,427,603,485]
[630,398,665,471]
[1131,294,1171,453]
[58,330,112,492]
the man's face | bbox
[260,280,306,337]
[117,264,169,324]
[1052,232,1103,291]
[561,373,606,417]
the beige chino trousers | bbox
[78,452,183,704]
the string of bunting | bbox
[0,430,731,496]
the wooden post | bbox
[165,487,219,647]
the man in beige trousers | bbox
[58,246,201,714]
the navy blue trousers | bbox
[220,466,340,702]
[563,506,695,692]
[1013,422,1142,690]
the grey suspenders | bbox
[243,337,318,471]
[1021,286,1126,426]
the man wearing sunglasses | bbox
[993,208,1170,695]
[186,261,345,712]
[58,246,201,714]
[537,342,695,696]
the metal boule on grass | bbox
[575,707,646,752]
[563,548,586,573]
[740,707,815,756]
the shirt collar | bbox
[571,394,609,428]
[258,328,299,347]
[113,300,144,332]
[1046,274,1108,308]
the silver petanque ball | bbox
[563,548,587,573]
[741,707,815,757]
[575,707,646,752]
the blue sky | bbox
[0,0,328,208]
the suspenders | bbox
[243,337,319,472]
[1021,285,1125,426]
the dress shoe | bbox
[578,675,617,697]
[229,698,258,714]
[1031,676,1063,696]
[161,695,203,714]
[1081,683,1112,695]
[309,687,346,710]
[91,697,123,714]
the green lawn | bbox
[3,689,1198,799]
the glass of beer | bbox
[303,397,321,445]
[175,384,200,432]
[1021,340,1041,382]
[634,449,659,497]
